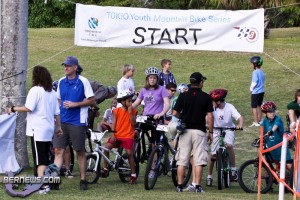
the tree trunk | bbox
[0,1,29,168]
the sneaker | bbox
[64,170,73,178]
[148,170,156,179]
[80,180,88,190]
[184,184,196,192]
[249,122,260,127]
[176,186,183,192]
[37,185,50,194]
[206,178,213,186]
[100,168,109,178]
[195,186,204,193]
[129,176,137,184]
[231,170,238,181]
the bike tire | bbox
[144,146,162,190]
[217,148,224,190]
[237,159,273,193]
[223,152,230,188]
[171,158,192,187]
[86,154,101,184]
[118,153,140,183]
[134,139,141,164]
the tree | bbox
[0,1,29,168]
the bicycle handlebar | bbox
[213,127,243,131]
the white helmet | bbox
[168,120,178,138]
[177,83,188,93]
[145,66,159,76]
[117,90,134,102]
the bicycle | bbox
[144,120,192,190]
[85,129,140,184]
[238,134,294,193]
[213,127,242,190]
[134,115,162,164]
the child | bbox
[260,101,293,170]
[97,98,117,132]
[158,59,176,87]
[164,82,177,123]
[205,89,244,188]
[117,64,135,107]
[101,90,138,184]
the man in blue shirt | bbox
[249,56,265,127]
[53,56,94,190]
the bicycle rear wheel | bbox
[86,154,101,184]
[238,159,273,193]
[144,146,162,190]
[171,157,192,187]
[118,153,140,183]
[217,148,224,190]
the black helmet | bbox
[52,81,58,92]
[76,65,83,75]
[250,56,263,67]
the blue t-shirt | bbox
[58,75,94,126]
[262,115,291,161]
[251,69,265,94]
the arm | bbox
[63,96,95,108]
[6,106,31,114]
[110,111,116,141]
[236,116,244,129]
[288,109,297,132]
[154,97,170,119]
[128,105,136,127]
[54,114,63,136]
[206,112,214,144]
[132,97,142,109]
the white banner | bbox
[0,114,20,173]
[75,4,264,53]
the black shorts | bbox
[31,137,51,166]
[251,92,264,108]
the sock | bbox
[192,182,196,187]
[178,184,183,189]
[207,175,213,179]
[231,167,237,171]
[131,173,136,177]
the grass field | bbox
[1,27,300,199]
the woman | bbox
[6,65,62,194]
[132,66,170,143]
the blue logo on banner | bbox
[88,17,99,29]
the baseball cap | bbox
[189,72,206,84]
[61,56,79,66]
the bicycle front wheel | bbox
[144,146,162,190]
[238,159,273,193]
[86,154,101,184]
[217,148,224,190]
[223,152,231,188]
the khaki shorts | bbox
[211,130,235,155]
[175,129,208,166]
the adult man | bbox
[172,72,214,193]
[249,56,265,127]
[53,56,95,190]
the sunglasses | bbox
[170,89,176,92]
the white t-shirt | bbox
[117,76,135,107]
[25,86,60,141]
[213,102,241,130]
[103,108,113,124]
